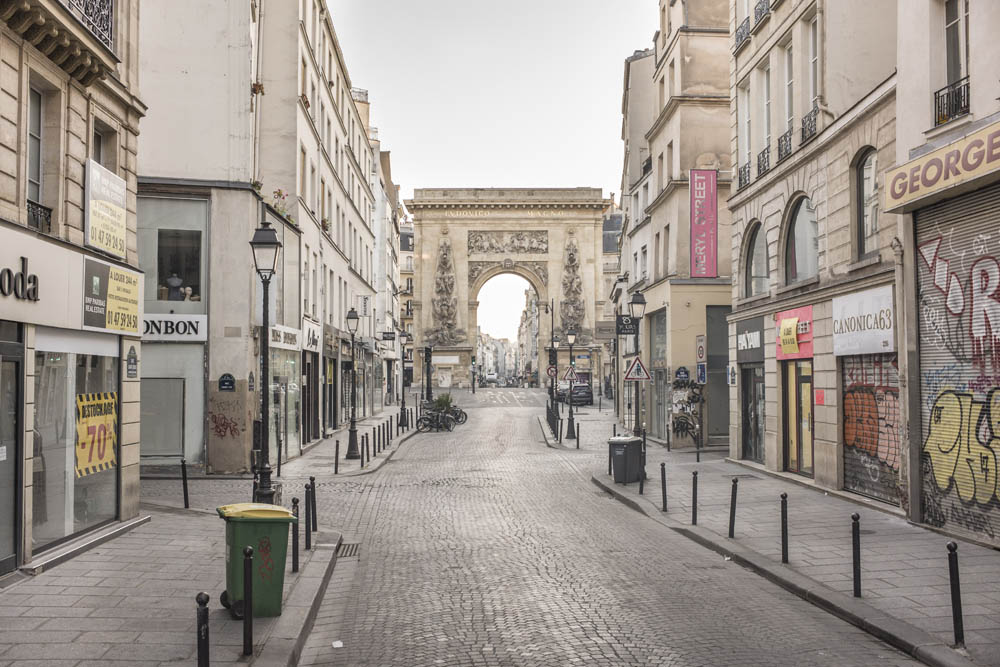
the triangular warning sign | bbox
[623,356,652,382]
[563,366,579,382]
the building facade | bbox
[0,0,145,573]
[727,0,900,501]
[399,218,414,390]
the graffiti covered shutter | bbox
[842,354,900,504]
[917,182,1000,545]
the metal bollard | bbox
[181,458,190,509]
[691,471,698,525]
[372,427,377,453]
[334,440,340,475]
[576,423,580,449]
[660,462,667,512]
[196,592,210,667]
[304,486,312,551]
[608,446,612,476]
[291,498,300,573]
[852,513,861,597]
[780,493,789,564]
[639,463,644,495]
[947,542,965,648]
[365,438,370,465]
[309,476,317,531]
[558,418,563,443]
[242,546,254,656]
[729,477,739,538]
[613,423,616,437]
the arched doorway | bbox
[473,272,539,388]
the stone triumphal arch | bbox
[406,188,610,389]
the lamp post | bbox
[345,307,360,459]
[250,217,282,504]
[629,291,647,435]
[471,356,476,394]
[565,329,577,439]
[544,300,557,409]
[424,345,433,402]
[398,331,409,428]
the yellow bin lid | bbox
[216,503,295,520]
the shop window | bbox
[784,197,818,283]
[32,350,119,551]
[744,222,769,296]
[856,148,879,259]
[157,229,202,301]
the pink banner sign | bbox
[689,169,718,278]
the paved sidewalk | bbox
[543,407,999,666]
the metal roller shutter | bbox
[842,354,900,504]
[917,182,1000,545]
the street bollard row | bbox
[243,546,253,656]
[181,458,190,509]
[304,484,312,551]
[291,498,300,573]
[196,592,209,666]
[728,477,738,538]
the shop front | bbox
[339,338,353,427]
[268,325,301,465]
[736,316,765,463]
[832,285,900,505]
[776,306,814,477]
[301,319,321,445]
[323,325,337,435]
[649,309,668,439]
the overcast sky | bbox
[330,0,657,340]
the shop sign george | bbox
[775,305,813,360]
[82,257,142,336]
[689,169,718,278]
[302,319,321,352]
[75,392,117,478]
[736,316,765,363]
[142,314,207,341]
[84,159,128,259]
[832,285,895,356]
[270,324,301,351]
[884,119,1000,212]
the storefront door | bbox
[741,364,765,463]
[654,370,667,439]
[0,346,21,575]
[784,360,814,476]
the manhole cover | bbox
[337,542,360,558]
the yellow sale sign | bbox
[75,392,117,478]
[779,317,800,355]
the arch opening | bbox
[474,273,540,387]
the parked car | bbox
[555,380,570,402]
[569,383,593,406]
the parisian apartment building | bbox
[613,0,733,444]
[0,0,145,574]
[137,0,400,474]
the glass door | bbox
[741,365,765,462]
[784,360,814,476]
[0,355,20,575]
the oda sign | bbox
[616,314,638,336]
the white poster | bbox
[832,285,895,356]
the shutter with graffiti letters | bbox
[917,182,1000,545]
[842,354,901,504]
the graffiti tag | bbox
[924,389,1000,506]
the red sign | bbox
[775,305,814,360]
[690,169,718,278]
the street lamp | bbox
[471,355,476,394]
[250,217,281,504]
[424,345,433,402]
[398,331,409,428]
[629,291,646,435]
[345,307,360,459]
[544,300,557,408]
[565,329,577,440]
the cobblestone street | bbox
[293,389,915,666]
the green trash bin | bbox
[217,503,297,619]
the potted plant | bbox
[251,81,265,95]
[322,218,330,232]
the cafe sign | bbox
[832,285,895,356]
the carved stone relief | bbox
[560,236,585,337]
[468,261,548,288]
[467,230,548,254]
[427,236,466,347]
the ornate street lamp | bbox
[345,307,360,459]
[629,291,647,435]
[565,329,578,439]
[250,217,281,504]
[399,330,409,428]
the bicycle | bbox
[416,409,456,432]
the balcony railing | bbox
[27,200,52,233]
[934,76,970,127]
[777,127,793,162]
[60,0,114,52]
[738,162,751,190]
[801,105,819,144]
[754,0,770,25]
[734,17,751,52]
[757,146,770,177]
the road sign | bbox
[546,365,557,378]
[623,356,652,382]
[696,362,707,384]
[563,366,580,382]
[695,335,706,363]
[616,314,638,336]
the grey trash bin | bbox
[609,436,643,484]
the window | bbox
[784,44,794,129]
[299,147,307,200]
[945,0,969,85]
[312,251,318,317]
[27,87,41,203]
[809,18,818,108]
[633,252,638,281]
[304,246,310,312]
[738,81,751,165]
[641,246,648,279]
[653,233,660,279]
[657,153,664,192]
[301,58,307,97]
[157,230,202,301]
[857,149,879,258]
[668,61,675,99]
[745,223,769,297]
[785,197,818,283]
[666,142,673,184]
[658,77,665,111]
[762,64,771,150]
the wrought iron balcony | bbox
[757,146,770,177]
[27,200,52,234]
[734,17,751,53]
[60,0,114,52]
[801,106,819,144]
[754,0,770,25]
[934,76,970,127]
[738,162,751,190]
[777,127,793,162]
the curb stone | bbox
[590,473,979,667]
[536,415,570,450]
